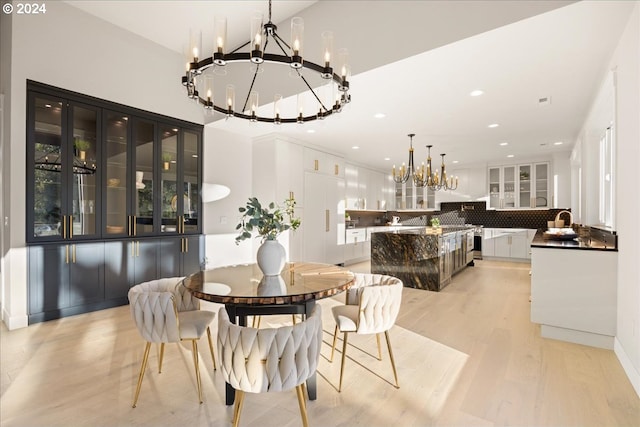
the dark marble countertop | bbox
[531,230,617,251]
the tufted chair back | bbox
[351,273,403,335]
[129,279,181,343]
[217,305,323,394]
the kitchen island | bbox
[370,226,474,291]
[530,228,618,349]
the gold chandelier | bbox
[392,134,458,191]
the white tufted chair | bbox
[217,305,323,427]
[330,273,403,392]
[128,277,216,408]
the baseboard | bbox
[2,307,28,330]
[614,337,640,398]
[540,324,614,349]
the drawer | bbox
[346,229,366,244]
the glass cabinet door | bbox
[182,130,200,233]
[503,166,516,208]
[535,163,548,207]
[488,167,500,209]
[518,165,531,208]
[104,111,128,236]
[160,126,178,234]
[71,104,99,239]
[31,95,64,240]
[133,119,155,235]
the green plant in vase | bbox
[235,196,301,244]
[162,153,173,170]
[74,138,91,160]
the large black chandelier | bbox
[181,0,351,124]
[392,134,458,191]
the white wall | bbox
[611,3,640,397]
[1,2,204,328]
[574,3,640,397]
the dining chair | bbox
[217,305,323,427]
[128,278,216,408]
[330,273,403,392]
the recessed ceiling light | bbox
[554,141,563,145]
[488,123,499,128]
[352,146,359,150]
[307,129,316,134]
[499,142,508,146]
[172,128,178,132]
[191,154,198,158]
[44,104,52,108]
[452,160,459,164]
[470,90,484,97]
[507,154,514,158]
[374,113,386,119]
[384,157,391,161]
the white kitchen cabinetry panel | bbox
[303,172,345,265]
[531,247,617,349]
[344,228,369,265]
[345,164,387,210]
[303,147,344,177]
[483,228,534,260]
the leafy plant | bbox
[235,196,301,244]
[430,217,440,227]
[74,138,91,151]
[162,152,173,162]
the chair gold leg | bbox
[295,384,309,427]
[191,340,203,404]
[385,330,399,388]
[376,333,382,360]
[330,325,338,362]
[339,332,349,392]
[232,390,245,427]
[158,343,165,373]
[292,314,297,324]
[206,326,217,371]
[132,342,151,408]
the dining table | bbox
[181,261,355,405]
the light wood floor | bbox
[1,260,639,426]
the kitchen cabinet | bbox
[303,147,344,178]
[159,235,204,277]
[483,228,535,260]
[104,239,160,301]
[28,242,105,323]
[345,163,388,210]
[394,180,435,210]
[489,162,549,209]
[303,172,345,265]
[344,228,369,265]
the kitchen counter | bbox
[370,226,474,291]
[531,229,617,251]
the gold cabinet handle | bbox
[185,237,189,253]
[325,210,330,232]
[131,241,135,258]
[289,191,294,199]
[72,244,76,263]
[134,216,137,236]
[62,215,67,239]
[136,241,140,257]
[335,164,339,175]
[314,159,319,171]
[69,215,73,239]
[65,244,69,264]
[181,238,184,252]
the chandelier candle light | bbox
[182,0,351,123]
[392,134,458,191]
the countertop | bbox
[531,230,617,251]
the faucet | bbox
[555,210,573,227]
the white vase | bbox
[257,275,287,296]
[256,239,286,276]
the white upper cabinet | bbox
[303,147,344,177]
[344,163,388,210]
[489,162,549,209]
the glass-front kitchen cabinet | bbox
[26,81,203,324]
[489,162,548,209]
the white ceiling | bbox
[64,1,635,172]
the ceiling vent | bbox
[538,96,552,106]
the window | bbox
[598,125,614,227]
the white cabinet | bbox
[304,147,344,178]
[303,172,345,265]
[489,162,549,209]
[483,228,535,260]
[394,180,435,210]
[345,163,388,210]
[344,228,369,265]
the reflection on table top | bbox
[182,262,355,305]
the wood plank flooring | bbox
[1,259,638,426]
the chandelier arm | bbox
[295,69,330,112]
[241,62,262,113]
[228,40,251,55]
[271,31,292,55]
